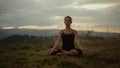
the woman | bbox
[48,16,86,56]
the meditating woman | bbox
[48,16,86,56]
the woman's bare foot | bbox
[56,52,67,56]
[61,49,79,56]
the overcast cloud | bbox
[0,0,120,33]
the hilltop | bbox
[0,34,120,68]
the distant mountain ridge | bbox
[0,29,119,40]
[0,29,59,40]
[0,34,54,44]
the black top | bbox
[61,32,75,51]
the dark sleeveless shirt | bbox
[61,32,75,51]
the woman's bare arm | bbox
[73,30,87,55]
[48,30,63,54]
[74,30,83,49]
[52,30,63,49]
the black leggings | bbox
[51,48,83,55]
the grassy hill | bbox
[0,34,120,68]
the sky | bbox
[0,0,120,33]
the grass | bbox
[0,36,120,68]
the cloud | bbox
[0,0,120,33]
[80,4,115,10]
[107,4,120,16]
[75,0,120,5]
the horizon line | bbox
[0,28,120,34]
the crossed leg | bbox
[56,49,79,56]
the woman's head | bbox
[64,16,72,26]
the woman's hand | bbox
[48,48,55,55]
[81,48,87,56]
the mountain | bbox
[0,34,54,44]
[0,29,59,40]
[0,29,120,40]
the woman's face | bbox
[64,18,72,26]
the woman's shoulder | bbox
[59,30,64,34]
[71,29,78,34]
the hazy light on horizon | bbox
[2,26,15,29]
[17,25,63,30]
[1,24,120,33]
